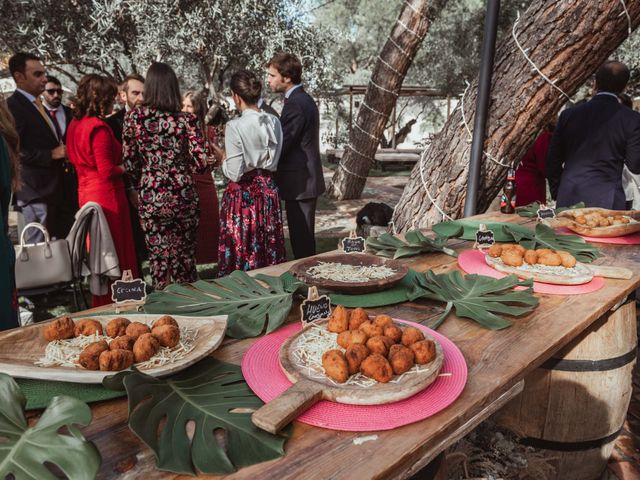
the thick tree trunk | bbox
[326,0,448,200]
[394,0,640,230]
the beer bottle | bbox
[500,168,516,214]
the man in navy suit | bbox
[267,52,325,259]
[546,61,640,209]
[7,52,66,242]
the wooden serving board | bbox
[0,313,227,383]
[251,319,444,434]
[289,253,409,294]
[552,207,640,237]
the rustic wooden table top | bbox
[34,213,640,479]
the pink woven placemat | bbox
[556,227,640,245]
[242,320,467,432]
[458,249,604,295]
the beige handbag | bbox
[14,223,73,290]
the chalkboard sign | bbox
[110,270,147,307]
[342,236,366,253]
[300,287,332,325]
[537,206,556,221]
[475,229,495,249]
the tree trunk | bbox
[393,0,640,230]
[326,0,449,200]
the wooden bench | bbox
[325,148,422,171]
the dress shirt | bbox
[222,109,283,182]
[44,102,67,139]
[284,84,302,99]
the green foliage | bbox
[366,228,461,259]
[103,359,287,475]
[515,201,586,218]
[144,271,303,338]
[432,220,533,242]
[0,373,101,480]
[410,271,538,330]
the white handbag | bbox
[14,223,73,290]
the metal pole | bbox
[463,0,500,217]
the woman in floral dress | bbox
[212,70,286,276]
[123,62,212,290]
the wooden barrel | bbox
[495,300,637,480]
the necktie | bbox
[48,109,63,140]
[33,97,57,139]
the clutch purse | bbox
[14,223,73,290]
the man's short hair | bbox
[267,52,302,84]
[121,73,145,92]
[8,52,41,78]
[45,75,61,86]
[595,61,630,94]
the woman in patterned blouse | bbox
[123,62,213,290]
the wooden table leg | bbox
[496,300,637,480]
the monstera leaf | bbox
[366,228,460,259]
[504,223,600,263]
[103,358,287,475]
[410,271,539,330]
[0,373,101,480]
[516,201,585,218]
[145,271,303,338]
[432,220,533,242]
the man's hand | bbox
[51,145,66,160]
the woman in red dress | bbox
[515,124,554,206]
[66,74,139,306]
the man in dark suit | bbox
[546,61,640,209]
[7,52,66,243]
[267,52,325,259]
[42,75,77,237]
[105,73,144,143]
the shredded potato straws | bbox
[35,322,198,370]
[306,262,397,283]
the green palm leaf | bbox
[432,220,533,242]
[410,271,539,330]
[0,373,101,480]
[144,271,303,338]
[366,228,461,259]
[504,223,600,263]
[515,201,585,218]
[103,358,287,475]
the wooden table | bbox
[38,213,640,479]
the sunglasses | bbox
[45,88,63,95]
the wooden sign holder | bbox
[111,269,147,314]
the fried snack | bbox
[507,244,525,255]
[366,335,395,356]
[322,349,349,383]
[373,314,393,329]
[151,325,180,348]
[383,324,403,343]
[106,317,130,338]
[133,333,160,363]
[327,305,350,333]
[523,249,538,265]
[99,349,134,371]
[501,248,524,267]
[345,344,369,375]
[536,248,553,256]
[388,344,415,375]
[538,252,562,266]
[125,322,151,339]
[109,335,136,351]
[586,219,599,228]
[556,250,577,268]
[598,218,610,227]
[359,320,383,338]
[153,315,178,329]
[401,326,425,346]
[360,353,393,383]
[43,316,76,341]
[78,340,109,370]
[349,307,369,330]
[487,244,502,257]
[74,319,104,337]
[337,330,368,349]
[575,215,587,225]
[410,339,437,364]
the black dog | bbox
[356,202,394,229]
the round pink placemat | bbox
[457,249,604,295]
[242,320,467,432]
[556,226,640,245]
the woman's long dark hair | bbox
[144,62,182,112]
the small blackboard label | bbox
[111,278,147,304]
[537,207,556,221]
[475,230,495,248]
[300,295,332,325]
[342,236,366,253]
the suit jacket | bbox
[105,108,126,144]
[546,94,640,209]
[7,91,61,204]
[275,87,325,201]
